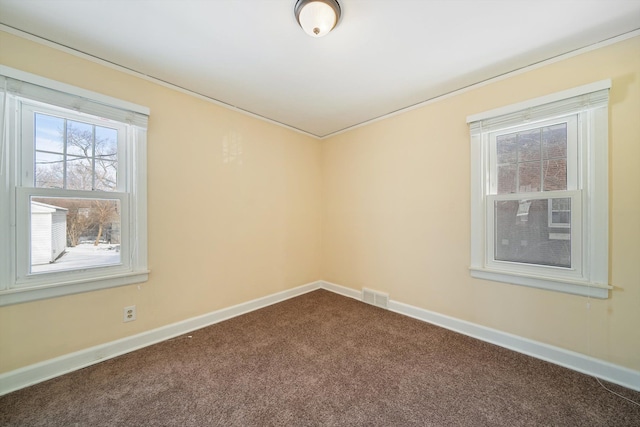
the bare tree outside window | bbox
[89,199,119,246]
[34,114,118,192]
[62,200,92,247]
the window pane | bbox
[543,159,567,191]
[66,155,94,191]
[95,160,117,191]
[517,129,541,162]
[552,211,570,224]
[30,197,121,274]
[497,164,517,194]
[96,126,118,156]
[518,161,540,192]
[66,120,94,157]
[552,198,570,210]
[35,151,64,188]
[542,123,567,159]
[497,133,517,164]
[494,199,571,268]
[35,113,64,153]
[550,197,571,228]
[95,126,118,191]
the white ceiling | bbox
[1,0,639,138]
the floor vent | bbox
[362,288,389,309]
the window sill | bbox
[469,267,610,298]
[0,270,150,307]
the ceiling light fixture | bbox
[294,0,341,38]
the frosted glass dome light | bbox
[294,0,341,38]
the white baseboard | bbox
[319,280,362,300]
[318,280,639,391]
[0,281,322,396]
[386,299,640,392]
[2,279,638,396]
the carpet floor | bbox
[1,289,639,426]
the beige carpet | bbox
[1,289,639,426]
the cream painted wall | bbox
[322,36,640,371]
[0,32,322,372]
[1,30,638,376]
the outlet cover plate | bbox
[123,305,136,322]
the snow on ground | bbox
[31,243,121,273]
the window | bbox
[467,81,610,298]
[0,66,149,306]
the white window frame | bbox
[0,66,149,306]
[467,80,611,298]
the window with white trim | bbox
[467,81,610,298]
[0,66,149,306]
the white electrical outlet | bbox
[123,305,136,322]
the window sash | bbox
[15,187,131,287]
[488,115,578,195]
[486,191,582,281]
[20,101,128,192]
